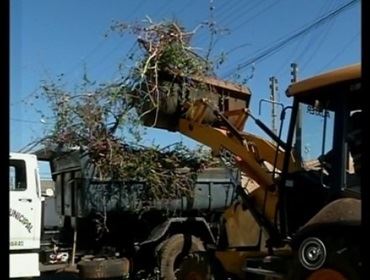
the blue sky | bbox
[10,0,361,165]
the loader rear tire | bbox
[158,234,205,280]
[289,263,359,280]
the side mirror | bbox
[42,188,54,197]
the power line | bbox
[213,0,237,18]
[176,0,196,17]
[62,7,143,80]
[87,37,127,75]
[272,36,307,77]
[10,86,40,106]
[197,0,262,49]
[63,34,111,78]
[272,0,337,76]
[300,18,336,71]
[11,118,43,124]
[223,0,358,77]
[291,0,337,70]
[206,0,278,47]
[155,0,174,19]
[49,1,148,81]
[215,0,256,25]
[222,0,359,78]
[129,0,146,18]
[231,0,280,32]
[11,117,54,126]
[318,31,360,72]
[220,0,270,30]
[97,41,139,81]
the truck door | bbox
[9,154,42,251]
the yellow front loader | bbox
[145,64,362,279]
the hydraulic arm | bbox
[178,99,301,222]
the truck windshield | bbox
[9,159,27,191]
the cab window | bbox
[301,103,334,164]
[9,160,27,191]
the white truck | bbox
[9,151,240,279]
[9,152,48,278]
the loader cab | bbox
[281,64,362,234]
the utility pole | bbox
[291,63,302,155]
[269,76,278,135]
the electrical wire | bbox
[176,0,196,17]
[11,118,42,124]
[129,0,146,18]
[292,1,338,70]
[231,0,280,32]
[153,0,173,19]
[63,36,110,78]
[215,0,256,25]
[99,41,139,81]
[317,31,360,72]
[62,1,146,79]
[197,0,262,50]
[10,86,40,106]
[213,0,236,18]
[220,0,270,30]
[300,18,336,71]
[74,36,128,82]
[221,0,359,78]
[272,0,337,76]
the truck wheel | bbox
[77,257,130,279]
[177,252,223,280]
[287,236,360,280]
[158,234,205,280]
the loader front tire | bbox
[158,234,205,280]
[177,251,224,280]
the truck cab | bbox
[9,153,43,278]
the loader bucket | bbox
[140,73,251,131]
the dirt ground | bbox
[39,272,79,279]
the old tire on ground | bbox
[77,257,129,279]
[158,234,205,280]
[176,252,224,280]
[287,236,360,280]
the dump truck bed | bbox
[36,149,240,217]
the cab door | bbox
[9,154,42,251]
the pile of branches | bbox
[30,17,233,237]
[34,19,225,205]
[39,79,216,204]
[88,142,213,201]
[111,20,218,122]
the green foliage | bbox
[38,76,213,206]
[23,15,245,238]
[31,18,225,220]
[109,19,217,119]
